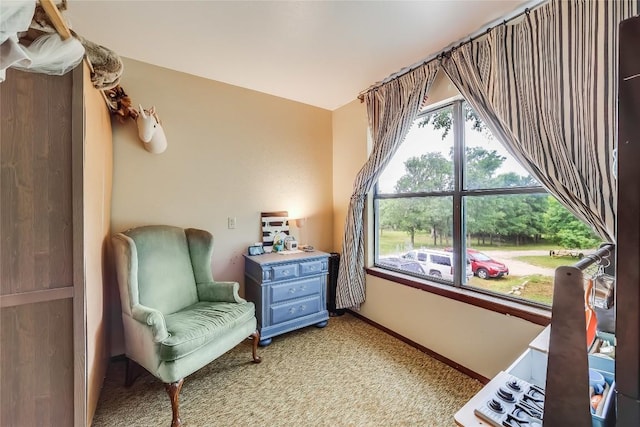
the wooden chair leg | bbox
[251,330,262,363]
[164,379,184,427]
[125,358,144,387]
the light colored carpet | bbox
[92,314,482,426]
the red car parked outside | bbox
[467,249,509,279]
[445,248,509,279]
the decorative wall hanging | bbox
[136,105,168,154]
[105,85,139,122]
[104,87,167,154]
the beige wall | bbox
[331,99,370,252]
[427,68,461,105]
[331,72,545,379]
[110,58,333,353]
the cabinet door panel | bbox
[1,299,74,426]
[1,69,73,295]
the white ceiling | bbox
[67,0,533,111]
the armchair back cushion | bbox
[126,226,198,314]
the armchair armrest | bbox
[131,304,169,342]
[197,281,246,303]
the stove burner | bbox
[487,398,505,413]
[514,403,543,420]
[507,379,522,392]
[496,387,516,403]
[503,412,543,427]
[528,384,545,398]
[521,393,544,412]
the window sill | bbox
[365,267,551,326]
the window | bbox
[374,100,601,308]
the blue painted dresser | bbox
[243,251,330,346]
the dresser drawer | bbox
[271,276,322,304]
[271,295,321,324]
[299,260,326,276]
[271,263,298,281]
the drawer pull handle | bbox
[300,305,306,311]
[300,286,307,291]
[289,288,295,294]
[283,270,290,276]
[288,307,296,314]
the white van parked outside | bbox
[402,249,473,281]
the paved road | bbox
[481,249,555,277]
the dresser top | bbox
[243,250,330,266]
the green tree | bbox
[465,197,505,245]
[422,197,451,246]
[493,194,548,246]
[492,172,538,188]
[419,104,487,139]
[379,198,427,247]
[395,153,453,192]
[465,147,506,189]
[389,152,454,246]
[544,197,601,248]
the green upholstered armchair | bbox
[112,225,261,427]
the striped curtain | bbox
[442,0,637,242]
[336,61,440,310]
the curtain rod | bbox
[357,0,547,101]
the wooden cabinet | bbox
[616,14,640,424]
[244,251,330,346]
[1,64,112,426]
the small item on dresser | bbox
[272,231,288,252]
[247,245,265,256]
[284,237,298,251]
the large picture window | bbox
[374,100,601,307]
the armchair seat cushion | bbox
[160,301,256,362]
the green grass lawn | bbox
[377,230,442,255]
[513,255,581,269]
[378,229,559,255]
[467,275,553,305]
